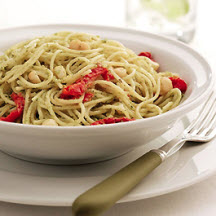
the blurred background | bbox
[0,0,215,62]
[0,1,213,40]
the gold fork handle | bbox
[72,151,163,216]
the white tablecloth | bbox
[1,0,216,215]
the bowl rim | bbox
[0,23,214,131]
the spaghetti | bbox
[0,31,186,126]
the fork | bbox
[72,91,216,216]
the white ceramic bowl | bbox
[0,24,213,164]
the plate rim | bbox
[0,149,215,207]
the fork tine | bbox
[201,105,216,139]
[192,97,216,135]
[185,91,215,133]
[207,126,216,140]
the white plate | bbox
[0,24,214,206]
[0,112,216,206]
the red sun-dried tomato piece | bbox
[138,52,155,61]
[83,66,109,85]
[60,81,86,99]
[169,77,187,93]
[101,70,115,81]
[83,92,94,102]
[60,66,114,100]
[0,93,25,122]
[91,117,135,125]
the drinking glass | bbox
[126,0,197,43]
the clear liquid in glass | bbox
[126,0,197,43]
